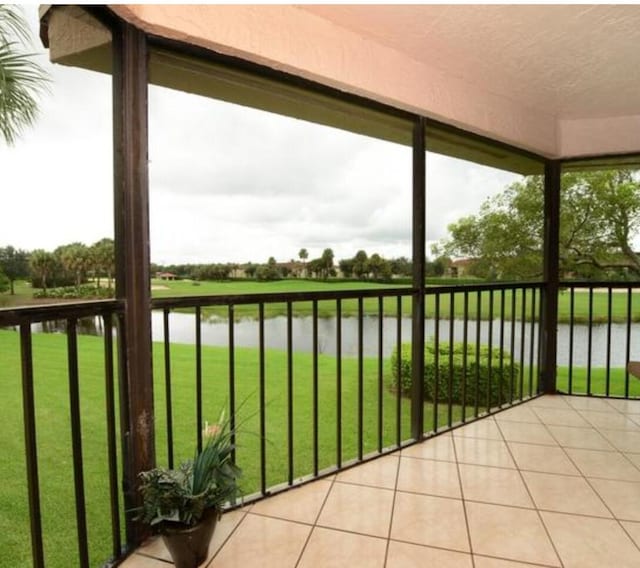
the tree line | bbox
[0,239,115,296]
[439,170,640,281]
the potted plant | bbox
[136,411,241,568]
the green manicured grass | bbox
[3,329,490,567]
[557,366,640,397]
[5,278,640,323]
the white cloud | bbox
[2,6,521,265]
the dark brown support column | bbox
[540,160,560,394]
[411,117,426,439]
[112,22,154,545]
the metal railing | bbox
[1,282,545,566]
[559,281,640,398]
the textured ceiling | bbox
[300,4,640,120]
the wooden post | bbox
[112,21,154,546]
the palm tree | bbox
[30,249,55,295]
[0,4,50,145]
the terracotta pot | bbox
[160,509,219,568]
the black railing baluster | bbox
[163,308,173,467]
[519,289,526,400]
[499,290,505,408]
[259,303,266,494]
[568,286,575,395]
[358,297,364,461]
[336,299,343,468]
[626,287,632,399]
[67,318,89,568]
[312,300,319,476]
[606,287,613,397]
[448,292,454,428]
[228,305,236,464]
[377,296,384,453]
[396,296,402,446]
[509,289,516,404]
[433,293,440,432]
[587,288,594,395]
[103,313,121,559]
[19,323,44,568]
[287,301,294,484]
[529,289,537,397]
[487,289,494,412]
[475,290,482,418]
[195,306,203,452]
[462,291,469,422]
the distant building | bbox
[448,258,476,277]
[156,271,178,280]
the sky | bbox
[1,5,520,266]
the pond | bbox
[26,311,640,367]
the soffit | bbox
[300,4,640,120]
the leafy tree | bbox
[0,245,29,294]
[390,256,412,277]
[56,242,90,290]
[0,269,9,294]
[90,238,115,289]
[338,258,354,278]
[0,4,50,145]
[30,248,55,294]
[353,250,369,279]
[367,253,392,280]
[442,170,640,280]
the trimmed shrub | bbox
[390,341,520,408]
[33,284,113,300]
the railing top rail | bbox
[561,281,640,289]
[0,299,124,327]
[151,286,414,309]
[151,281,544,310]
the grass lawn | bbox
[2,328,492,567]
[557,366,640,397]
[5,278,640,323]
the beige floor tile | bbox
[566,396,619,412]
[579,410,640,431]
[508,442,580,475]
[522,471,611,517]
[212,513,310,567]
[317,481,394,537]
[119,554,169,568]
[401,433,456,462]
[474,556,555,568]
[459,463,533,507]
[565,448,640,481]
[498,421,558,446]
[494,405,541,423]
[466,502,560,566]
[386,540,473,567]
[526,395,571,409]
[454,437,516,469]
[297,527,387,568]
[397,457,462,498]
[624,452,640,468]
[391,491,470,552]
[620,520,640,547]
[541,511,640,568]
[599,429,640,453]
[546,424,615,451]
[532,407,592,428]
[590,478,640,521]
[606,399,640,415]
[336,455,399,489]
[250,479,332,524]
[453,418,503,440]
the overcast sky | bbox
[1,5,520,265]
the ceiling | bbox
[299,4,640,121]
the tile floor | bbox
[122,395,640,567]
